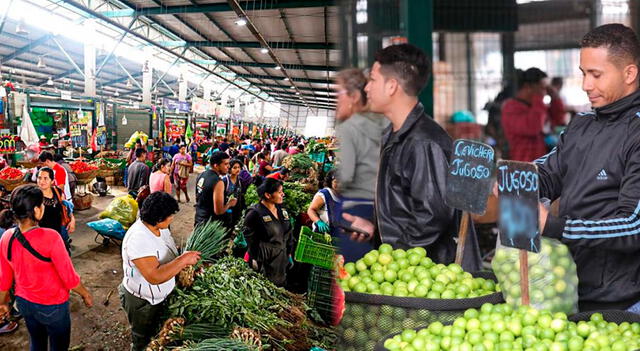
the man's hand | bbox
[82,292,94,308]
[0,304,9,319]
[342,214,374,243]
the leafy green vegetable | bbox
[244,183,313,215]
[179,338,254,351]
[184,220,229,263]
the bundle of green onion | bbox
[178,338,254,351]
[184,219,229,263]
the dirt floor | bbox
[0,170,201,351]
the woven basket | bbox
[0,177,24,191]
[97,169,116,178]
[76,170,98,185]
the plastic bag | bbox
[492,236,579,314]
[98,195,138,228]
[87,219,126,240]
[124,131,148,149]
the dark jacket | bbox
[375,103,480,271]
[538,89,640,311]
[243,203,293,287]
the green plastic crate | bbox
[294,226,335,269]
[309,152,326,163]
[308,266,335,325]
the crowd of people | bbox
[1,21,640,351]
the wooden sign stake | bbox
[455,212,470,265]
[520,249,530,306]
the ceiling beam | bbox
[277,100,335,110]
[150,40,336,50]
[99,0,336,17]
[1,34,53,63]
[234,73,333,85]
[263,89,336,100]
[192,59,339,72]
[249,82,335,93]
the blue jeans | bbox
[338,198,375,263]
[627,300,640,314]
[16,296,71,351]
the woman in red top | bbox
[0,185,93,351]
[501,68,550,162]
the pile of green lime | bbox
[338,244,498,298]
[383,303,640,351]
[492,238,579,314]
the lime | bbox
[378,253,393,266]
[355,259,367,272]
[344,262,356,276]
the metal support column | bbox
[501,32,516,96]
[52,37,85,79]
[465,33,475,114]
[142,59,153,105]
[401,0,433,116]
[84,21,97,96]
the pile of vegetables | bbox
[94,158,125,170]
[282,154,315,181]
[0,167,23,180]
[245,182,313,215]
[306,140,327,154]
[70,160,99,174]
[163,256,336,350]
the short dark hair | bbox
[0,209,14,229]
[551,77,563,88]
[516,68,547,90]
[37,167,55,181]
[140,192,179,225]
[10,184,44,221]
[210,151,230,166]
[53,154,64,162]
[257,178,282,200]
[135,148,147,158]
[229,159,243,170]
[280,167,290,175]
[257,152,266,160]
[581,23,640,67]
[374,43,431,96]
[38,152,54,162]
[324,169,337,189]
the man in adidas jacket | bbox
[537,24,640,311]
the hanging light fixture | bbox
[16,19,29,36]
[46,77,54,86]
[274,65,282,70]
[37,56,47,69]
[114,89,120,97]
[283,77,289,81]
[142,60,150,73]
[126,79,132,88]
[260,48,269,54]
[121,114,128,126]
[235,16,247,26]
[178,74,185,83]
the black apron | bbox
[248,203,292,287]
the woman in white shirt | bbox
[119,192,200,351]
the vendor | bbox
[242,178,293,287]
[38,135,48,148]
[119,192,200,351]
[534,24,640,312]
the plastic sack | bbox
[98,195,138,228]
[87,219,126,240]
[492,236,579,314]
[124,131,148,149]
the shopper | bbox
[501,68,550,162]
[223,159,245,227]
[307,169,340,236]
[271,142,289,168]
[256,152,275,178]
[36,167,76,252]
[171,145,193,203]
[38,152,71,201]
[53,154,77,198]
[119,192,200,351]
[334,68,387,261]
[535,23,640,312]
[342,44,481,271]
[548,76,569,128]
[242,178,293,287]
[0,184,93,350]
[127,148,150,195]
[149,159,172,194]
[194,152,237,227]
[266,167,290,181]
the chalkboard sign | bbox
[497,160,540,253]
[445,139,495,215]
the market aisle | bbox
[0,170,201,351]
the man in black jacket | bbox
[343,44,480,270]
[536,24,640,311]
